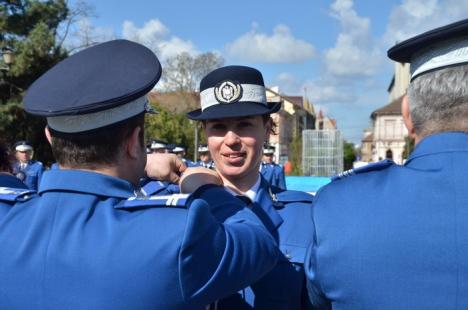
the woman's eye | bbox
[238,122,253,128]
[210,124,226,131]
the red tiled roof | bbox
[362,132,374,142]
[148,91,200,114]
[371,95,403,119]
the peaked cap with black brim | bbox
[388,18,468,80]
[23,40,161,133]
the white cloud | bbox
[225,24,315,63]
[303,78,357,104]
[324,0,381,78]
[383,0,468,45]
[122,19,198,60]
[272,73,302,95]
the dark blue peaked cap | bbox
[187,65,281,120]
[24,40,161,133]
[388,18,468,80]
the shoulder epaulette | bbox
[141,180,167,196]
[275,190,314,203]
[332,159,395,181]
[116,194,190,210]
[0,187,36,202]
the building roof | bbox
[371,95,403,119]
[283,96,303,109]
[362,132,374,142]
[266,87,314,116]
[148,91,200,114]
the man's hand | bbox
[146,153,187,183]
[179,167,223,193]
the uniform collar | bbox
[38,169,136,199]
[251,176,284,232]
[405,132,468,165]
[224,175,261,201]
[244,175,261,201]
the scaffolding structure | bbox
[302,130,343,177]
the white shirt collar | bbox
[225,174,261,202]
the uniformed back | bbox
[0,183,189,309]
[311,133,468,309]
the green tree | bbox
[0,0,92,165]
[343,140,356,171]
[402,136,415,160]
[289,135,302,176]
[145,103,197,159]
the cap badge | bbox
[214,80,243,104]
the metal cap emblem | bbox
[214,80,243,104]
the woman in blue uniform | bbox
[187,65,314,309]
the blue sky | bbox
[68,0,467,143]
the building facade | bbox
[362,62,410,165]
[266,87,315,165]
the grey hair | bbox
[407,64,468,137]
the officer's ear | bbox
[402,95,416,139]
[125,126,143,160]
[44,126,52,145]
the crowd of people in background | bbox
[1,135,288,195]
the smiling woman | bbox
[187,65,315,309]
[203,116,270,192]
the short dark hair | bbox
[49,113,145,169]
[262,114,277,135]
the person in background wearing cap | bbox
[260,144,286,190]
[140,143,189,195]
[173,145,196,167]
[0,40,280,309]
[0,140,28,189]
[147,139,168,153]
[187,65,314,309]
[305,19,468,309]
[196,144,215,169]
[11,140,44,190]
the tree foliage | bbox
[402,136,415,160]
[289,135,302,176]
[0,0,93,165]
[161,52,224,92]
[343,140,356,170]
[145,102,198,159]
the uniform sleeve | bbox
[178,185,280,306]
[304,194,332,310]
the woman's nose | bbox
[224,130,241,146]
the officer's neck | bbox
[60,164,141,188]
[220,169,260,194]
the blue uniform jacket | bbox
[195,160,216,169]
[0,173,28,189]
[12,160,44,191]
[219,176,314,309]
[140,178,180,195]
[0,169,280,309]
[305,132,468,310]
[260,163,286,190]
